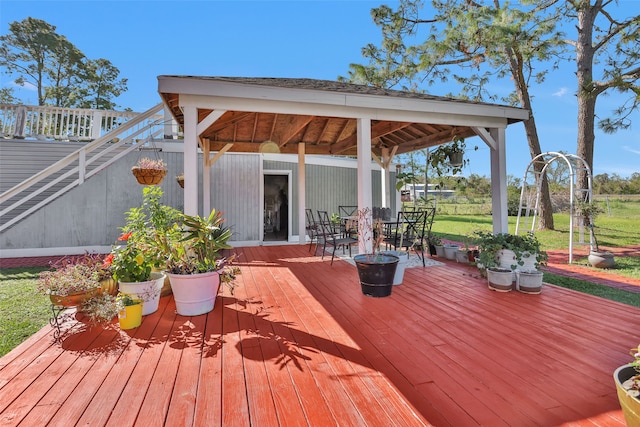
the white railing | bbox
[0,104,156,141]
[0,103,170,232]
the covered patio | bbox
[158,77,528,249]
[1,245,637,426]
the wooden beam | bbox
[331,121,411,154]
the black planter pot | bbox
[353,254,399,298]
[429,244,437,256]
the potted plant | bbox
[577,199,615,268]
[352,207,399,297]
[475,231,548,293]
[37,262,102,308]
[80,293,120,326]
[176,173,184,188]
[428,136,477,176]
[105,232,165,316]
[614,344,640,425]
[131,157,167,185]
[120,186,181,296]
[117,293,144,330]
[50,252,116,296]
[427,233,441,256]
[161,209,241,316]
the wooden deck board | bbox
[1,244,639,426]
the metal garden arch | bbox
[515,152,593,263]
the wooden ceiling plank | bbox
[274,115,315,146]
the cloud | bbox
[552,87,569,97]
[623,146,640,155]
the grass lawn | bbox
[0,267,50,357]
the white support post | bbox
[298,143,306,244]
[183,106,199,216]
[78,149,86,184]
[381,147,390,208]
[203,146,211,215]
[489,127,508,233]
[91,110,103,140]
[357,118,373,254]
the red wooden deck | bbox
[1,244,639,426]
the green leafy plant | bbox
[37,263,100,296]
[474,231,547,270]
[427,232,442,246]
[120,186,181,268]
[116,292,142,307]
[428,136,477,176]
[105,233,153,282]
[160,209,240,293]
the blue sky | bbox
[2,0,639,180]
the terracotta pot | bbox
[49,287,100,308]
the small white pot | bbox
[444,244,459,260]
[516,270,544,294]
[487,268,513,292]
[118,271,165,316]
[455,250,469,263]
[381,250,409,285]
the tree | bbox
[0,17,128,109]
[342,0,562,229]
[0,17,59,105]
[75,58,127,110]
[0,87,19,104]
[563,1,640,193]
[44,36,85,107]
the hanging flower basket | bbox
[131,167,167,185]
[176,175,184,188]
[132,157,167,185]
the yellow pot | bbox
[118,303,143,330]
[100,277,118,296]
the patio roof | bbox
[158,76,529,157]
[0,245,636,426]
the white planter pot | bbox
[435,245,445,257]
[588,251,615,268]
[118,271,165,316]
[498,249,537,281]
[444,244,459,260]
[381,250,408,285]
[516,270,544,294]
[167,270,221,316]
[455,250,469,263]
[487,268,513,292]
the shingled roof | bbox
[158,76,528,157]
